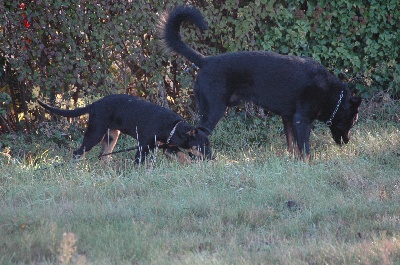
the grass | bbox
[0,101,399,264]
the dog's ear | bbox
[351,96,362,108]
[186,128,198,137]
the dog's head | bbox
[170,122,213,160]
[329,95,362,145]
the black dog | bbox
[38,94,211,164]
[159,5,362,160]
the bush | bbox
[0,0,398,135]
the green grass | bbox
[1,105,400,264]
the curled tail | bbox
[38,100,90,117]
[158,5,208,68]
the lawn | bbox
[1,101,399,264]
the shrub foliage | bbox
[0,0,398,134]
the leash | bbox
[97,145,138,158]
[100,121,182,157]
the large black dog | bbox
[159,5,362,160]
[38,94,211,164]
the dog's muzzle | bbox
[332,130,350,145]
[189,145,214,160]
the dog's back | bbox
[197,51,335,116]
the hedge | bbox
[0,0,398,133]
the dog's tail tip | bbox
[158,5,208,37]
[166,5,208,30]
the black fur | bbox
[159,5,362,160]
[38,94,212,163]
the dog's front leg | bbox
[164,146,192,165]
[100,129,120,161]
[293,114,311,162]
[135,144,154,164]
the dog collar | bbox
[326,90,344,127]
[166,121,183,144]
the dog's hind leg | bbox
[293,113,311,162]
[73,119,108,158]
[100,129,120,161]
[282,117,298,158]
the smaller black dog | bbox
[38,94,212,164]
